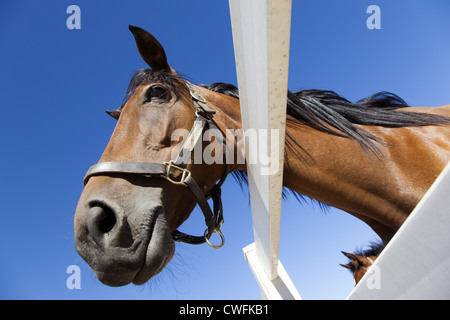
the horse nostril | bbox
[88,201,117,235]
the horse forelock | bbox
[119,69,191,110]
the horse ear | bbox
[128,25,174,73]
[342,251,365,266]
[341,251,357,261]
[340,263,352,270]
[106,109,121,120]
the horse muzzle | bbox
[74,181,175,286]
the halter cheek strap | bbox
[83,82,229,249]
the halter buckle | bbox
[162,160,191,186]
[190,88,207,104]
[186,81,216,116]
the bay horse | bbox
[74,26,450,287]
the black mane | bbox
[207,82,450,156]
[207,82,450,206]
[119,69,191,109]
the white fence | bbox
[229,0,300,299]
[229,0,450,300]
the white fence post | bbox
[229,0,300,299]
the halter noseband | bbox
[83,82,229,249]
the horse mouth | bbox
[76,201,175,287]
[131,207,175,285]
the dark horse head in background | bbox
[75,26,450,287]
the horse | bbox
[341,242,384,285]
[74,26,450,287]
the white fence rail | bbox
[347,161,450,300]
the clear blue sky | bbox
[1,0,449,300]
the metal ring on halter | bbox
[204,227,225,249]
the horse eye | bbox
[146,85,168,102]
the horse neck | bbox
[198,87,246,173]
[201,88,410,242]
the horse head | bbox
[74,26,233,286]
[340,242,383,285]
[340,252,376,285]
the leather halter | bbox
[83,82,229,249]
